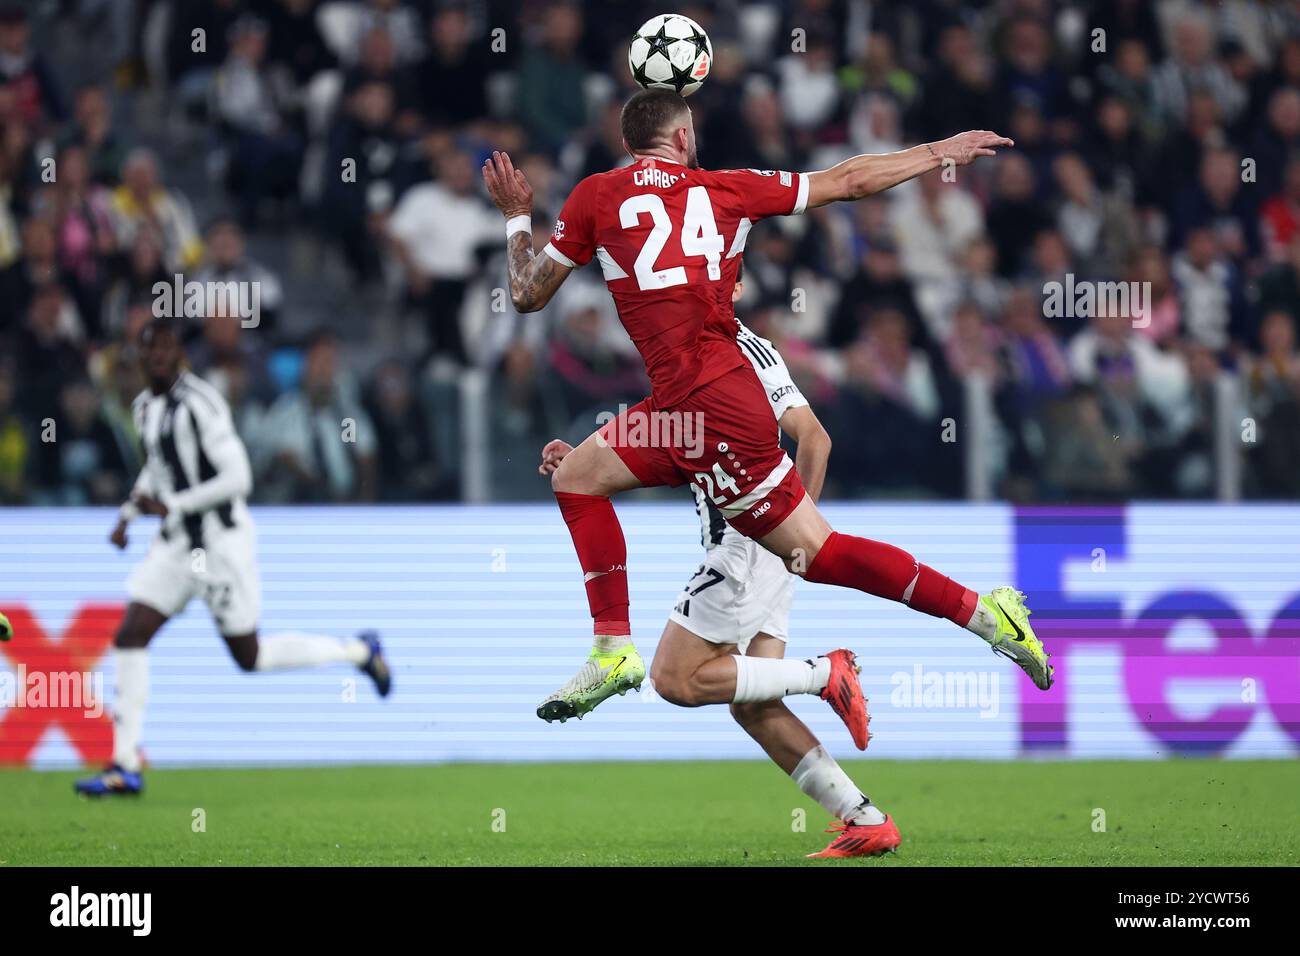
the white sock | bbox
[254,632,369,671]
[732,656,831,704]
[110,648,149,773]
[593,634,631,654]
[792,744,885,825]
[966,600,998,642]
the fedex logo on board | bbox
[1012,508,1300,754]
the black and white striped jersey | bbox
[129,370,252,548]
[694,320,809,549]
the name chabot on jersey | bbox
[633,167,681,189]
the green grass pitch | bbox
[1,760,1296,866]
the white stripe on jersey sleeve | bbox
[792,173,810,215]
[735,321,809,421]
[543,242,577,268]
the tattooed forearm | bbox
[506,233,567,312]
[506,232,537,307]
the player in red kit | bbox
[482,90,1052,751]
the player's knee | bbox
[653,671,704,707]
[550,453,581,494]
[730,700,761,728]
[551,448,615,496]
[732,698,785,729]
[656,681,700,707]
[649,660,694,707]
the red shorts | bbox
[599,365,806,539]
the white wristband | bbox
[505,215,532,239]
[119,501,140,523]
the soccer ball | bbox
[628,13,712,97]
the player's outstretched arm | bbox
[805,130,1014,208]
[778,405,831,503]
[482,150,571,313]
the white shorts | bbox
[668,538,795,649]
[126,523,260,636]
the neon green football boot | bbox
[981,587,1053,690]
[537,642,646,722]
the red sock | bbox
[554,492,630,637]
[804,531,978,626]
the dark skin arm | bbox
[134,493,168,517]
[482,150,572,312]
[110,492,168,551]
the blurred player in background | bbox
[483,89,1052,739]
[539,269,898,857]
[74,318,392,797]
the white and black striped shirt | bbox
[694,321,809,549]
[129,370,252,548]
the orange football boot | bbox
[819,649,871,749]
[807,815,902,858]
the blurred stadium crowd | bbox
[2,0,1300,506]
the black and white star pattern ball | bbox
[628,13,712,97]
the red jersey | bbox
[543,158,810,407]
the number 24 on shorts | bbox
[695,461,741,504]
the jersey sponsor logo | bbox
[770,384,799,403]
[751,500,772,519]
[553,219,566,240]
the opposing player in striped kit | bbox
[74,318,392,797]
[539,272,897,857]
